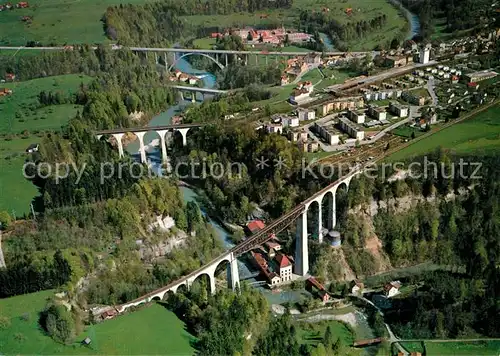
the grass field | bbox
[0,74,92,134]
[0,291,195,355]
[0,137,40,216]
[296,320,356,347]
[424,341,500,355]
[389,104,500,160]
[0,0,148,46]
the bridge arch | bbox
[168,52,225,72]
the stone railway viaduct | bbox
[114,166,363,313]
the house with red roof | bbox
[5,73,15,82]
[307,277,330,303]
[275,253,292,282]
[0,88,13,97]
[246,219,265,235]
[16,1,29,8]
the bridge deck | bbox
[171,85,227,93]
[95,123,204,135]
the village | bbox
[250,33,499,155]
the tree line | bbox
[103,0,293,47]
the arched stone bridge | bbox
[114,166,363,314]
[95,123,204,164]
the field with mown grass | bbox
[0,74,92,134]
[389,104,500,160]
[0,291,196,355]
[0,0,148,46]
[0,137,40,216]
[296,320,360,354]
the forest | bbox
[103,0,293,47]
[401,0,498,40]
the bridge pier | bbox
[175,128,189,146]
[178,91,184,102]
[327,194,336,230]
[265,56,268,65]
[164,53,168,70]
[134,131,148,163]
[317,203,323,243]
[225,53,228,67]
[228,253,240,291]
[294,211,309,276]
[111,133,125,158]
[156,129,169,165]
[191,92,196,103]
[154,52,158,64]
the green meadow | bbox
[389,104,500,160]
[0,74,92,134]
[0,291,195,355]
[0,74,92,215]
[0,0,147,46]
[0,137,40,216]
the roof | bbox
[275,253,291,268]
[247,219,265,233]
[265,241,281,249]
[384,281,401,291]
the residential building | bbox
[465,70,498,83]
[384,281,402,298]
[384,55,410,68]
[282,116,299,128]
[265,240,282,252]
[298,141,319,152]
[351,280,364,295]
[267,123,283,134]
[389,102,409,118]
[319,96,364,116]
[0,88,13,96]
[5,73,15,82]
[419,45,431,64]
[348,109,366,124]
[368,105,387,121]
[314,121,340,146]
[339,116,365,141]
[402,91,426,106]
[26,143,39,153]
[297,107,316,121]
[275,253,292,282]
[246,220,265,235]
[289,88,310,105]
[289,130,308,142]
[307,277,330,303]
[281,75,289,86]
[305,52,322,66]
[251,251,281,286]
[188,77,198,85]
